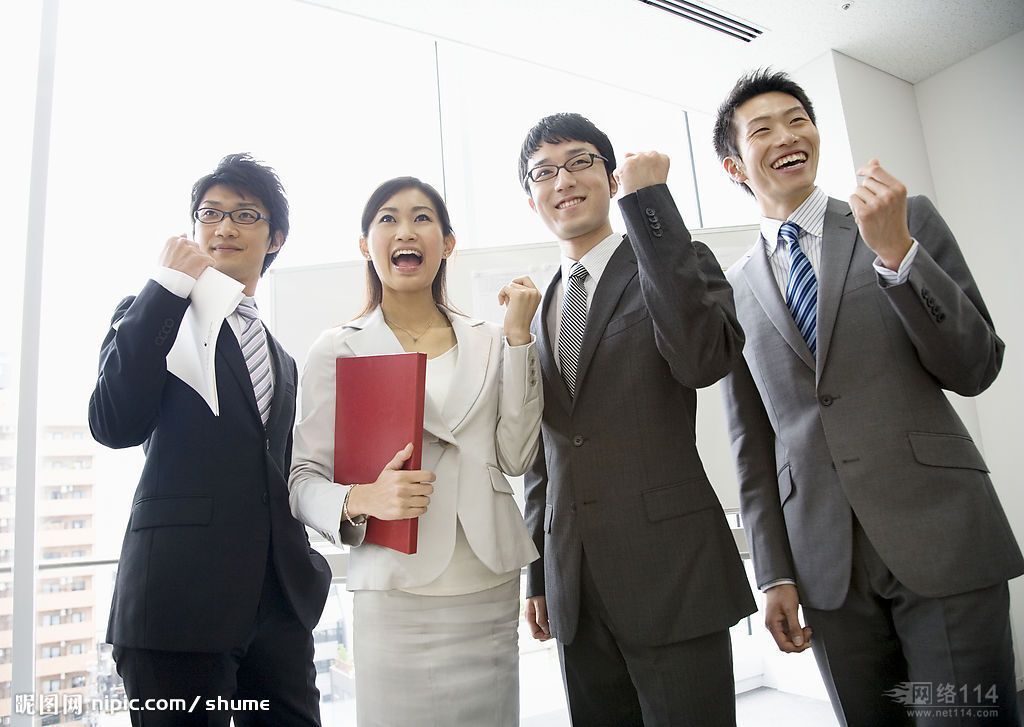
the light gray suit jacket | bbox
[722,195,1022,611]
[525,184,756,647]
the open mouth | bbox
[771,152,808,170]
[557,196,585,210]
[391,248,424,271]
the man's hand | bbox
[345,443,436,520]
[525,596,551,641]
[614,151,670,196]
[499,276,541,346]
[849,159,914,271]
[159,235,214,280]
[764,584,812,653]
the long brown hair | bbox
[357,177,455,317]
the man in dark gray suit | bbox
[715,70,1022,725]
[519,112,755,726]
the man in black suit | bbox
[89,154,331,726]
[519,113,755,726]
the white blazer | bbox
[288,307,542,591]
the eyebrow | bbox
[377,205,437,214]
[531,147,591,166]
[199,199,261,210]
[745,106,806,127]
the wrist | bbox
[505,330,530,346]
[342,486,367,525]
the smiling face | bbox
[194,184,282,295]
[526,140,617,254]
[359,187,455,298]
[724,91,820,219]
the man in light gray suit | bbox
[715,69,1022,725]
[519,112,755,727]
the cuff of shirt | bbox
[873,239,919,286]
[505,333,537,349]
[152,266,198,299]
[761,578,796,593]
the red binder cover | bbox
[334,352,427,554]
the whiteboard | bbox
[266,225,759,512]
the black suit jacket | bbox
[89,280,331,652]
[524,185,756,647]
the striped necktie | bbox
[781,221,817,357]
[558,262,589,397]
[236,300,273,425]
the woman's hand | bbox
[345,443,435,520]
[499,276,541,346]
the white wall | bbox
[915,28,1024,684]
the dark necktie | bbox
[781,221,817,357]
[558,262,589,397]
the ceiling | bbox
[305,0,1024,113]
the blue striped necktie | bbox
[781,221,817,357]
[236,300,273,425]
[559,262,589,397]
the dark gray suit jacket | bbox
[524,184,756,647]
[722,196,1022,611]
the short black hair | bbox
[190,153,290,274]
[518,113,616,195]
[713,69,817,196]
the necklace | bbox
[384,314,441,344]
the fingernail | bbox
[794,636,804,646]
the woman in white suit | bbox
[288,177,542,726]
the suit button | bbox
[936,313,946,322]
[820,395,833,406]
[572,435,584,447]
[645,207,656,216]
[265,438,271,450]
[262,492,269,505]
[653,230,663,238]
[650,221,662,230]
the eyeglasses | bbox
[193,208,270,226]
[525,152,608,184]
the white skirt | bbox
[353,578,521,727]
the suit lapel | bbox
[443,314,490,433]
[815,198,859,382]
[537,270,572,413]
[741,242,816,371]
[263,330,292,436]
[217,321,262,422]
[573,239,637,403]
[344,308,454,444]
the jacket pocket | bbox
[602,307,650,339]
[487,465,514,494]
[544,504,554,533]
[908,432,989,472]
[641,478,719,523]
[130,495,213,530]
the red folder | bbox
[334,352,427,554]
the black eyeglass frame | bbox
[524,152,609,185]
[193,208,271,226]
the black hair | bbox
[357,177,454,316]
[190,153,289,274]
[517,112,616,195]
[713,69,817,196]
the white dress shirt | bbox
[545,231,626,371]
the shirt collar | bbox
[560,231,624,288]
[760,186,827,257]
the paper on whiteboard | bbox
[471,264,558,325]
[166,268,244,415]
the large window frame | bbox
[6,2,761,725]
